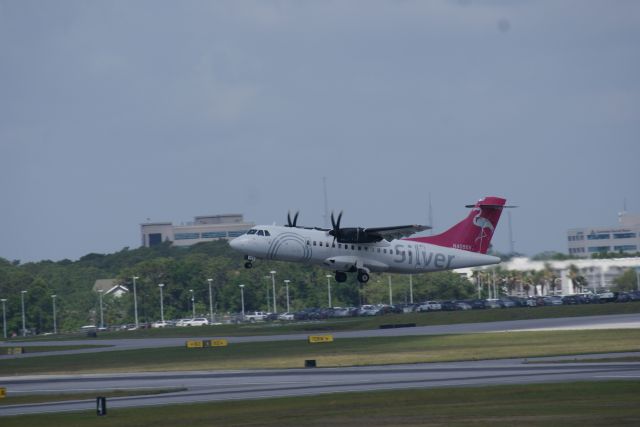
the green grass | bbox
[0,388,186,406]
[2,329,639,375]
[2,381,640,426]
[5,302,639,343]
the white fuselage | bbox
[230,225,500,274]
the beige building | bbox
[141,214,254,247]
[567,212,640,257]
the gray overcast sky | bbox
[1,0,639,262]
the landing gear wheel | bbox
[357,270,370,283]
[335,271,347,283]
[244,262,253,269]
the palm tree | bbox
[531,270,545,296]
[543,263,558,296]
[567,264,588,293]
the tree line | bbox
[0,241,474,335]
[3,241,636,336]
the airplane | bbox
[229,196,511,284]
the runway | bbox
[2,356,640,416]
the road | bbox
[1,356,639,416]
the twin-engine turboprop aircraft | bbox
[230,196,511,284]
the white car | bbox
[244,311,268,322]
[278,312,295,321]
[175,318,192,327]
[358,305,380,316]
[152,321,170,328]
[187,317,210,326]
[418,301,442,311]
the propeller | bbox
[329,210,343,242]
[287,211,300,227]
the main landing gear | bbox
[357,269,370,283]
[244,255,256,269]
[334,269,370,284]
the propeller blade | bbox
[287,211,292,227]
[336,211,343,229]
[293,211,299,227]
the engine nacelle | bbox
[329,227,382,244]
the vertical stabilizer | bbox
[405,196,507,254]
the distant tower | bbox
[508,210,515,254]
[322,177,329,228]
[428,193,434,235]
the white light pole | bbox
[388,276,393,305]
[98,289,104,329]
[409,274,414,304]
[325,274,332,308]
[132,276,139,328]
[21,290,27,337]
[636,267,640,291]
[239,284,245,320]
[207,278,214,324]
[51,295,57,334]
[190,289,195,318]
[158,284,165,323]
[270,270,277,313]
[1,298,7,339]
[284,280,291,313]
[264,276,271,312]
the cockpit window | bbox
[247,229,257,235]
[264,230,271,236]
[257,230,265,236]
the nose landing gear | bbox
[244,255,256,269]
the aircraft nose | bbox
[229,236,243,251]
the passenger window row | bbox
[307,240,394,254]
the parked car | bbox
[498,298,517,308]
[278,312,295,321]
[440,301,458,311]
[562,295,580,305]
[543,296,564,306]
[454,301,472,310]
[358,305,381,316]
[469,299,488,309]
[597,292,617,303]
[484,299,502,309]
[402,304,420,313]
[175,318,192,327]
[151,320,170,328]
[187,317,210,326]
[418,301,442,311]
[616,292,632,303]
[244,311,268,322]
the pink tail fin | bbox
[405,196,507,254]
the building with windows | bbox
[458,256,640,296]
[567,212,640,257]
[141,214,254,248]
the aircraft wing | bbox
[363,225,430,240]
